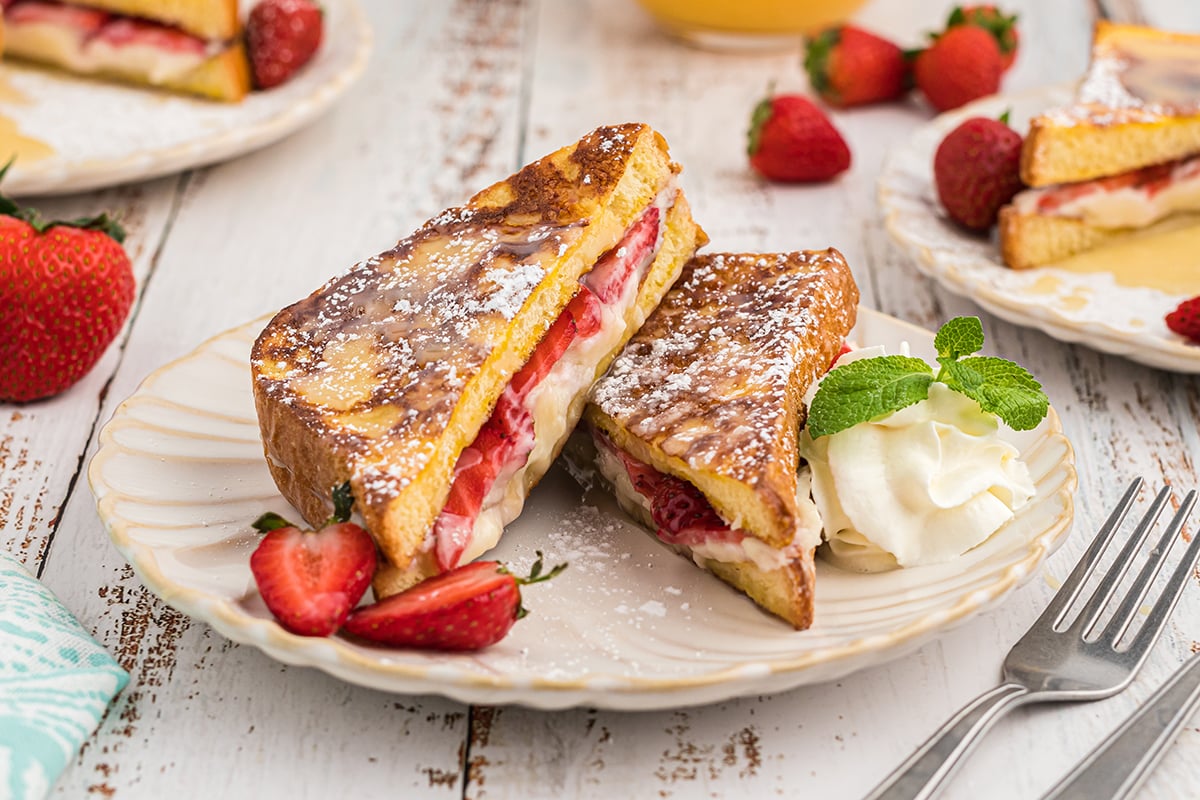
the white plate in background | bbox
[879,84,1200,373]
[0,0,370,196]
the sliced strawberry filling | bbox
[584,207,661,302]
[433,205,664,570]
[95,17,207,54]
[7,1,109,32]
[597,431,746,549]
[5,0,209,52]
[1033,154,1200,214]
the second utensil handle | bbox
[1042,652,1200,800]
[864,682,1032,800]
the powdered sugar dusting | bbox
[1045,28,1200,126]
[252,199,591,512]
[589,251,858,490]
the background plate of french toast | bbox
[0,0,369,196]
[89,307,1075,710]
[881,78,1200,373]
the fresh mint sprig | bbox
[806,316,1048,439]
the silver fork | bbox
[866,478,1200,800]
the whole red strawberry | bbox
[934,114,1024,230]
[1166,297,1200,344]
[914,25,1004,112]
[804,25,909,108]
[250,483,377,636]
[747,93,851,182]
[246,0,323,89]
[344,551,566,651]
[949,5,1020,72]
[0,191,135,403]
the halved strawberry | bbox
[831,341,853,368]
[344,552,567,650]
[249,483,377,636]
[584,206,661,303]
[650,477,732,545]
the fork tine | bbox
[1069,486,1172,638]
[1130,492,1200,655]
[1102,490,1198,646]
[1035,478,1143,630]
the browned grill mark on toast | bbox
[588,250,859,548]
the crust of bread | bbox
[5,38,251,101]
[586,251,858,550]
[162,41,250,101]
[71,0,241,39]
[1021,22,1200,187]
[370,191,707,599]
[254,124,695,584]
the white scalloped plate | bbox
[879,84,1200,373]
[0,0,370,196]
[89,309,1076,710]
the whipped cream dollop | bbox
[799,346,1036,572]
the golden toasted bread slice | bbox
[74,0,240,40]
[253,124,706,596]
[3,2,250,101]
[1022,22,1200,188]
[580,250,859,629]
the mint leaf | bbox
[942,356,1048,430]
[934,316,985,360]
[807,356,934,439]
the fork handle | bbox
[864,682,1032,800]
[1041,653,1200,800]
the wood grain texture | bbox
[5,0,1199,797]
[0,179,179,571]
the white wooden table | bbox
[6,0,1200,797]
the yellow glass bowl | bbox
[635,0,871,50]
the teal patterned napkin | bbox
[0,549,128,800]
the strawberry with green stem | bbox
[344,551,567,651]
[947,5,1020,72]
[933,111,1024,230]
[804,25,909,108]
[0,165,136,403]
[250,482,378,636]
[747,90,851,182]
